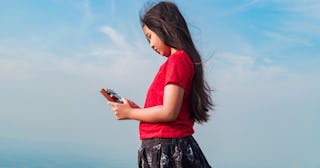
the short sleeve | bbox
[165,51,194,90]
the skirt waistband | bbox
[141,135,193,147]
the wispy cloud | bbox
[100,26,127,47]
[59,0,95,30]
[77,0,93,18]
[263,31,313,47]
[237,0,261,11]
[219,0,262,16]
[110,0,116,22]
[270,0,320,38]
[273,0,320,19]
[212,51,286,85]
[0,25,158,97]
[75,0,97,32]
[218,0,319,58]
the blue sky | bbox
[1,0,319,167]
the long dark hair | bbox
[140,1,213,123]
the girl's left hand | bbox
[108,98,137,120]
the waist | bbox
[141,135,194,147]
[139,122,194,140]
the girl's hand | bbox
[108,98,140,120]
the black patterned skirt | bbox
[138,136,212,168]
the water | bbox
[0,138,131,168]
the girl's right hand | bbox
[108,98,140,120]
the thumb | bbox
[121,98,128,104]
[108,101,116,106]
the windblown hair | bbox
[140,1,214,123]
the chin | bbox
[162,52,170,57]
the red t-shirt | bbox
[139,50,195,140]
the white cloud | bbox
[273,0,320,19]
[76,0,93,19]
[219,0,262,16]
[225,0,320,46]
[100,26,127,47]
[204,49,320,166]
[0,25,160,103]
[52,0,95,22]
[2,0,319,160]
[212,51,286,84]
[110,0,116,22]
[263,31,313,47]
[269,1,320,38]
[237,0,261,11]
[0,25,157,148]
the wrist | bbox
[127,107,136,120]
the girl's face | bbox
[143,25,176,56]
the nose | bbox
[150,41,155,49]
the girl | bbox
[108,1,213,167]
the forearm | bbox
[109,84,183,122]
[129,105,177,123]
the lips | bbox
[154,49,160,54]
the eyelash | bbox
[146,35,151,42]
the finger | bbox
[121,98,128,104]
[108,101,116,106]
[114,112,122,120]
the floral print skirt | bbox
[138,136,212,168]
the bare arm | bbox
[108,84,184,123]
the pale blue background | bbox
[1,0,319,167]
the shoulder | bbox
[168,50,193,65]
[165,50,194,78]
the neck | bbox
[170,48,177,55]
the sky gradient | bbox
[1,0,319,167]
